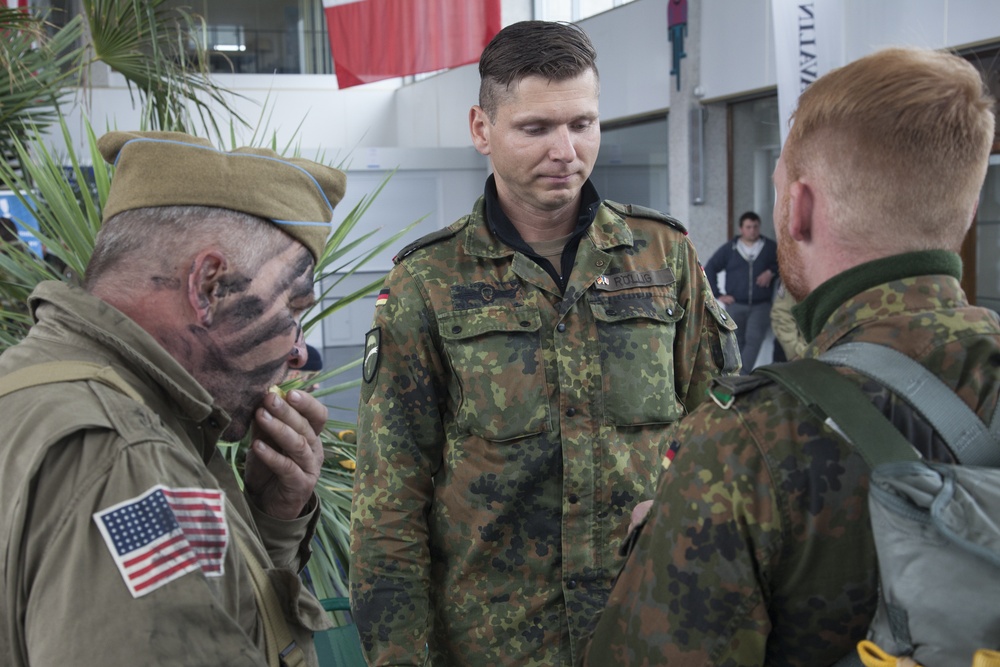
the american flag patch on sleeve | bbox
[94,485,228,598]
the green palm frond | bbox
[0,112,423,623]
[0,119,108,343]
[81,0,248,142]
[0,11,85,160]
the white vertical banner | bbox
[772,0,846,146]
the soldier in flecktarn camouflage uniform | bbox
[581,48,1000,666]
[350,20,740,667]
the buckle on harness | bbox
[710,388,735,410]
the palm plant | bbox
[80,0,247,141]
[0,8,85,168]
[0,122,105,347]
[0,1,420,621]
[0,114,418,620]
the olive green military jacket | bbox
[351,197,739,666]
[0,281,330,666]
[582,251,1000,666]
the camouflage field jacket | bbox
[581,250,1000,666]
[351,196,739,666]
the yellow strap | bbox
[857,641,922,667]
[0,361,144,405]
[234,531,306,667]
[973,650,1000,667]
[858,640,1000,667]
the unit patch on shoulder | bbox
[93,485,227,598]
[363,327,381,384]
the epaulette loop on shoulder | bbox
[392,225,461,265]
[605,200,688,235]
[708,374,771,409]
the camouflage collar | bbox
[464,197,514,259]
[28,280,220,424]
[794,250,963,341]
[588,203,637,250]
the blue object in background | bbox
[0,190,42,258]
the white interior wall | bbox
[700,0,1000,102]
[54,71,400,161]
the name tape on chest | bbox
[594,268,675,292]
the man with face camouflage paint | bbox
[0,131,346,667]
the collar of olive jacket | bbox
[25,280,229,452]
[793,249,963,342]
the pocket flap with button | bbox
[591,296,684,325]
[439,305,542,340]
[590,294,685,425]
[438,305,550,441]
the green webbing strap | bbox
[755,359,921,470]
[820,342,1000,467]
[234,532,306,667]
[758,358,900,667]
[0,361,144,405]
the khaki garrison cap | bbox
[97,131,347,261]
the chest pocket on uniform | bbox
[590,291,685,426]
[438,305,552,441]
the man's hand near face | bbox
[244,389,328,520]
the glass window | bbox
[965,45,1000,313]
[164,0,331,75]
[729,95,780,238]
[977,155,1000,314]
[590,116,669,213]
[155,0,639,76]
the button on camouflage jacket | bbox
[581,251,1000,667]
[351,195,739,666]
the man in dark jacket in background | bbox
[704,210,779,372]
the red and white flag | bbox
[94,485,228,598]
[323,0,502,89]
